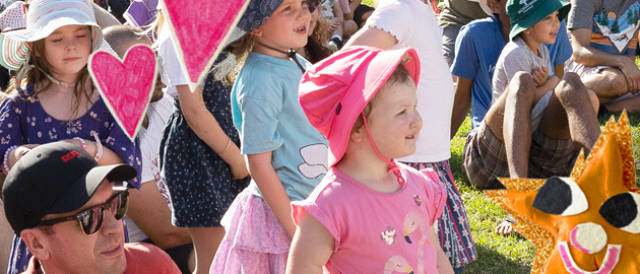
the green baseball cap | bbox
[506,0,571,41]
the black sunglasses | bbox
[36,190,129,235]
[307,0,320,13]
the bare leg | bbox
[342,20,358,37]
[582,68,628,104]
[501,72,538,178]
[604,93,640,112]
[189,227,225,274]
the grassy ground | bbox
[450,111,640,273]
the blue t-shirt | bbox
[231,52,329,201]
[451,17,573,131]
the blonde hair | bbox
[214,34,255,86]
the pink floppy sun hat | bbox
[298,46,420,171]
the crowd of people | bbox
[0,0,637,273]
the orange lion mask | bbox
[486,112,638,274]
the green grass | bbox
[451,111,640,273]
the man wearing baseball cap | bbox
[2,142,180,274]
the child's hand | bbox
[531,66,548,87]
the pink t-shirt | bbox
[292,164,447,274]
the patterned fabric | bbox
[237,0,284,32]
[210,189,290,274]
[404,160,478,269]
[463,121,579,189]
[158,68,250,227]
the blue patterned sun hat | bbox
[224,0,284,48]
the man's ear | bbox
[20,228,51,261]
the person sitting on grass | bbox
[462,0,601,235]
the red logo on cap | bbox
[61,150,81,163]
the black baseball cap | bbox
[2,141,137,235]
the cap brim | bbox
[48,164,137,214]
[327,48,421,167]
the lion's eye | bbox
[533,177,588,216]
[599,192,640,234]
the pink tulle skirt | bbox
[210,189,291,274]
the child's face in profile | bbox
[43,25,92,77]
[525,10,561,45]
[365,79,422,160]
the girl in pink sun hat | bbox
[287,46,454,274]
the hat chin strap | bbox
[254,41,306,73]
[360,112,406,185]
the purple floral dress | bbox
[1,84,141,274]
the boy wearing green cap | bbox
[463,0,601,196]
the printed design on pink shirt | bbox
[413,195,422,207]
[384,255,415,274]
[381,226,397,245]
[404,211,427,274]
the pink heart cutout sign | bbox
[161,0,249,91]
[88,45,157,141]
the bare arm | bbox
[429,225,454,274]
[4,140,122,174]
[247,152,297,238]
[177,84,249,180]
[535,75,560,100]
[450,77,473,139]
[571,28,640,92]
[286,212,334,274]
[92,3,120,28]
[127,181,192,249]
[344,26,398,50]
[570,28,631,68]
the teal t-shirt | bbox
[231,52,329,201]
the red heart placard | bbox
[161,0,249,91]
[88,45,157,141]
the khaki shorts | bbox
[463,122,579,189]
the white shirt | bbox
[157,20,189,99]
[124,94,175,242]
[365,0,454,162]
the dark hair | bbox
[351,62,413,133]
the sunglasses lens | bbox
[77,206,103,234]
[75,191,128,235]
[114,191,129,220]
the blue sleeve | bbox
[236,73,284,155]
[0,97,27,155]
[103,117,143,189]
[451,25,479,80]
[548,20,573,67]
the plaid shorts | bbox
[463,122,579,189]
